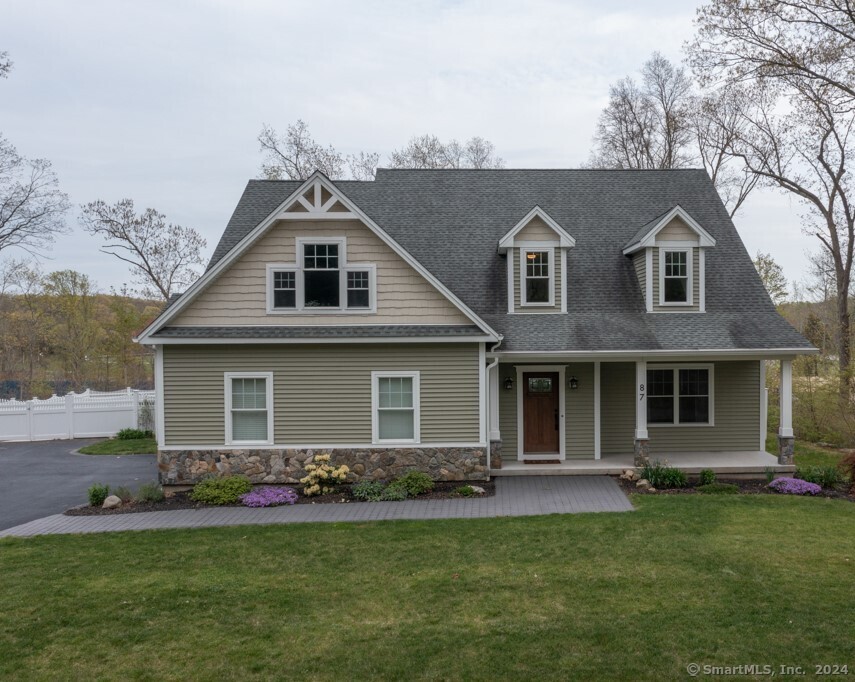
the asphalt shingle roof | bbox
[204,169,811,352]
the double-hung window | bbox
[372,371,420,443]
[662,249,690,304]
[647,365,713,425]
[225,372,273,445]
[522,249,552,305]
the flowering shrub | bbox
[768,477,822,496]
[240,486,298,507]
[300,454,349,496]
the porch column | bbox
[778,359,794,465]
[634,359,650,466]
[488,361,502,469]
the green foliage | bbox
[117,428,151,440]
[87,483,109,507]
[351,480,386,502]
[113,486,134,503]
[795,465,845,490]
[78,437,156,455]
[190,476,252,505]
[392,471,434,496]
[640,460,688,489]
[698,469,716,486]
[696,482,739,495]
[136,481,165,504]
[380,484,409,501]
[839,452,855,490]
[765,467,776,484]
[454,485,475,497]
[300,454,349,496]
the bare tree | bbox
[753,250,789,304]
[79,199,207,301]
[0,51,12,79]
[347,151,380,181]
[258,120,346,180]
[0,136,70,256]
[389,134,504,169]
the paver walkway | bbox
[0,476,632,538]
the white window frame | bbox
[224,371,274,445]
[519,245,555,307]
[646,363,714,427]
[265,236,377,314]
[371,370,421,445]
[659,247,693,307]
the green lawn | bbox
[2,495,854,680]
[765,433,846,468]
[77,437,156,455]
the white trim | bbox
[135,171,500,343]
[224,371,274,446]
[144,334,495,345]
[492,349,815,360]
[488,357,500,441]
[561,248,568,313]
[645,248,654,312]
[371,370,421,445]
[759,360,767,451]
[506,251,514,313]
[515,364,566,460]
[478,343,486,444]
[593,361,601,459]
[154,345,165,448]
[498,205,576,252]
[699,248,706,313]
[658,247,693,307]
[645,363,715,427]
[519,247,555,307]
[622,205,717,255]
[635,360,648,440]
[779,359,794,438]
[158,442,486,451]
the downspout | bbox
[485,337,503,476]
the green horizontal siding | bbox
[163,343,481,445]
[600,362,636,456]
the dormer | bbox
[622,206,716,313]
[498,206,575,314]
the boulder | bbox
[635,479,650,489]
[102,495,122,509]
[469,485,486,495]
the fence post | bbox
[132,391,140,430]
[65,393,74,439]
[27,400,33,441]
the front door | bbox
[522,372,560,455]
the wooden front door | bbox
[522,372,560,454]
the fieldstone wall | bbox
[633,438,650,467]
[158,446,489,486]
[490,440,502,469]
[778,436,795,466]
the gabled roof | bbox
[497,205,575,252]
[622,205,716,255]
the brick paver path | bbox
[0,476,632,538]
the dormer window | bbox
[663,250,689,304]
[523,250,552,305]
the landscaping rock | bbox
[102,495,122,509]
[469,485,486,495]
[635,479,650,489]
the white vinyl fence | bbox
[0,388,155,442]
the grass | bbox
[1,495,854,680]
[765,433,846,469]
[77,437,156,455]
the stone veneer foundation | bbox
[158,446,489,486]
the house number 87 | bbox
[639,384,645,401]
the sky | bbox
[2,0,815,295]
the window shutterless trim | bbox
[224,371,274,445]
[646,363,715,427]
[371,370,420,445]
[520,247,555,307]
[658,247,693,307]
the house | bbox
[135,169,815,485]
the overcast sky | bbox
[2,0,814,295]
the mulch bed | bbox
[65,480,495,516]
[616,476,855,502]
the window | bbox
[272,270,296,309]
[347,270,370,308]
[522,249,552,305]
[303,243,340,308]
[225,372,273,445]
[372,371,420,443]
[662,249,689,303]
[646,366,713,425]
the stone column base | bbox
[490,440,502,469]
[778,436,795,465]
[633,439,650,467]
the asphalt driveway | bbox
[0,439,157,531]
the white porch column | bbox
[593,361,601,460]
[635,359,648,440]
[779,359,793,438]
[488,362,500,442]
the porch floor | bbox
[494,450,792,477]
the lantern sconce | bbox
[569,376,579,390]
[504,377,515,391]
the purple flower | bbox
[240,486,299,507]
[768,477,822,496]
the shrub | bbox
[136,481,165,504]
[796,465,845,490]
[698,469,716,486]
[240,487,298,507]
[392,471,434,496]
[352,480,386,502]
[116,428,151,440]
[765,467,776,484]
[640,460,688,489]
[190,476,252,505]
[87,483,110,507]
[696,482,739,495]
[300,453,349,496]
[380,482,409,501]
[840,452,855,492]
[454,485,475,497]
[768,477,822,496]
[113,485,134,503]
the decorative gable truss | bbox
[623,206,716,314]
[498,206,575,314]
[281,180,358,219]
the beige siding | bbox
[651,248,700,312]
[512,247,562,313]
[601,362,636,456]
[172,219,470,326]
[633,251,647,307]
[655,217,697,242]
[516,216,560,242]
[163,343,481,445]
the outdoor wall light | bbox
[569,376,579,390]
[504,377,515,390]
